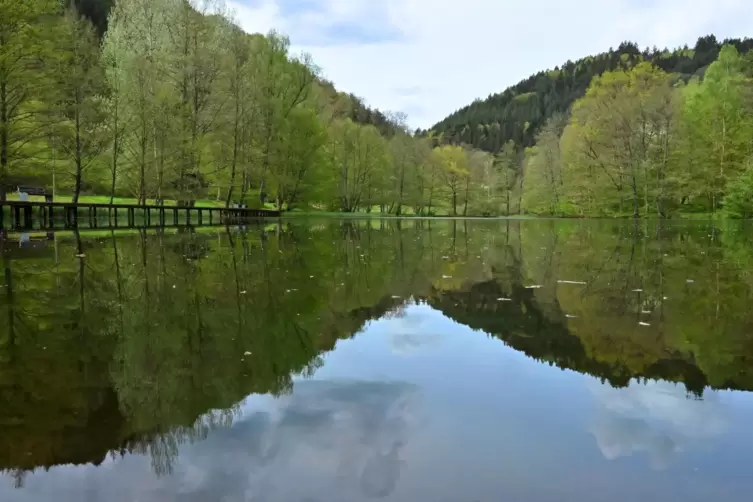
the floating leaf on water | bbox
[497,298,512,302]
[686,279,695,284]
[663,296,669,300]
[244,351,252,356]
[566,315,578,319]
[75,254,85,258]
[240,291,247,295]
[558,280,587,285]
[639,322,651,327]
[526,285,542,289]
[391,295,401,299]
[641,310,651,314]
[632,289,643,292]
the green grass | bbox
[4,193,228,208]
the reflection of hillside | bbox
[426,281,712,394]
[2,219,753,480]
[0,224,436,479]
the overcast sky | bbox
[227,0,750,128]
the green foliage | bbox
[0,0,501,215]
[428,36,753,154]
[678,45,753,213]
[72,0,114,36]
[515,46,753,219]
[723,163,753,218]
[0,0,61,186]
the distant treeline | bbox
[426,37,753,218]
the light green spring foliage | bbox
[0,0,61,182]
[522,46,753,218]
[12,1,753,217]
[1,0,497,214]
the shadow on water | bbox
[2,218,753,486]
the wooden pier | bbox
[0,200,280,230]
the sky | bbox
[227,0,752,129]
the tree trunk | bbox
[110,136,118,204]
[718,117,726,214]
[226,106,241,208]
[73,105,83,204]
[140,135,147,206]
[463,180,470,216]
[517,174,524,214]
[110,94,119,204]
[0,80,8,197]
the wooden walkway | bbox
[0,200,280,230]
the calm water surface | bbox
[2,219,753,501]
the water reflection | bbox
[1,219,753,500]
[589,380,728,470]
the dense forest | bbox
[0,0,496,216]
[428,36,753,152]
[4,1,753,217]
[427,36,753,218]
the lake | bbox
[1,218,753,501]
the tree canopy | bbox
[426,36,753,154]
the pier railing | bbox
[0,201,280,230]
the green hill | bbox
[426,35,753,153]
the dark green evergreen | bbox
[426,36,753,153]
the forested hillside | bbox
[4,1,753,218]
[424,35,753,219]
[427,36,753,152]
[3,0,494,216]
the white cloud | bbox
[588,380,728,469]
[228,0,753,128]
